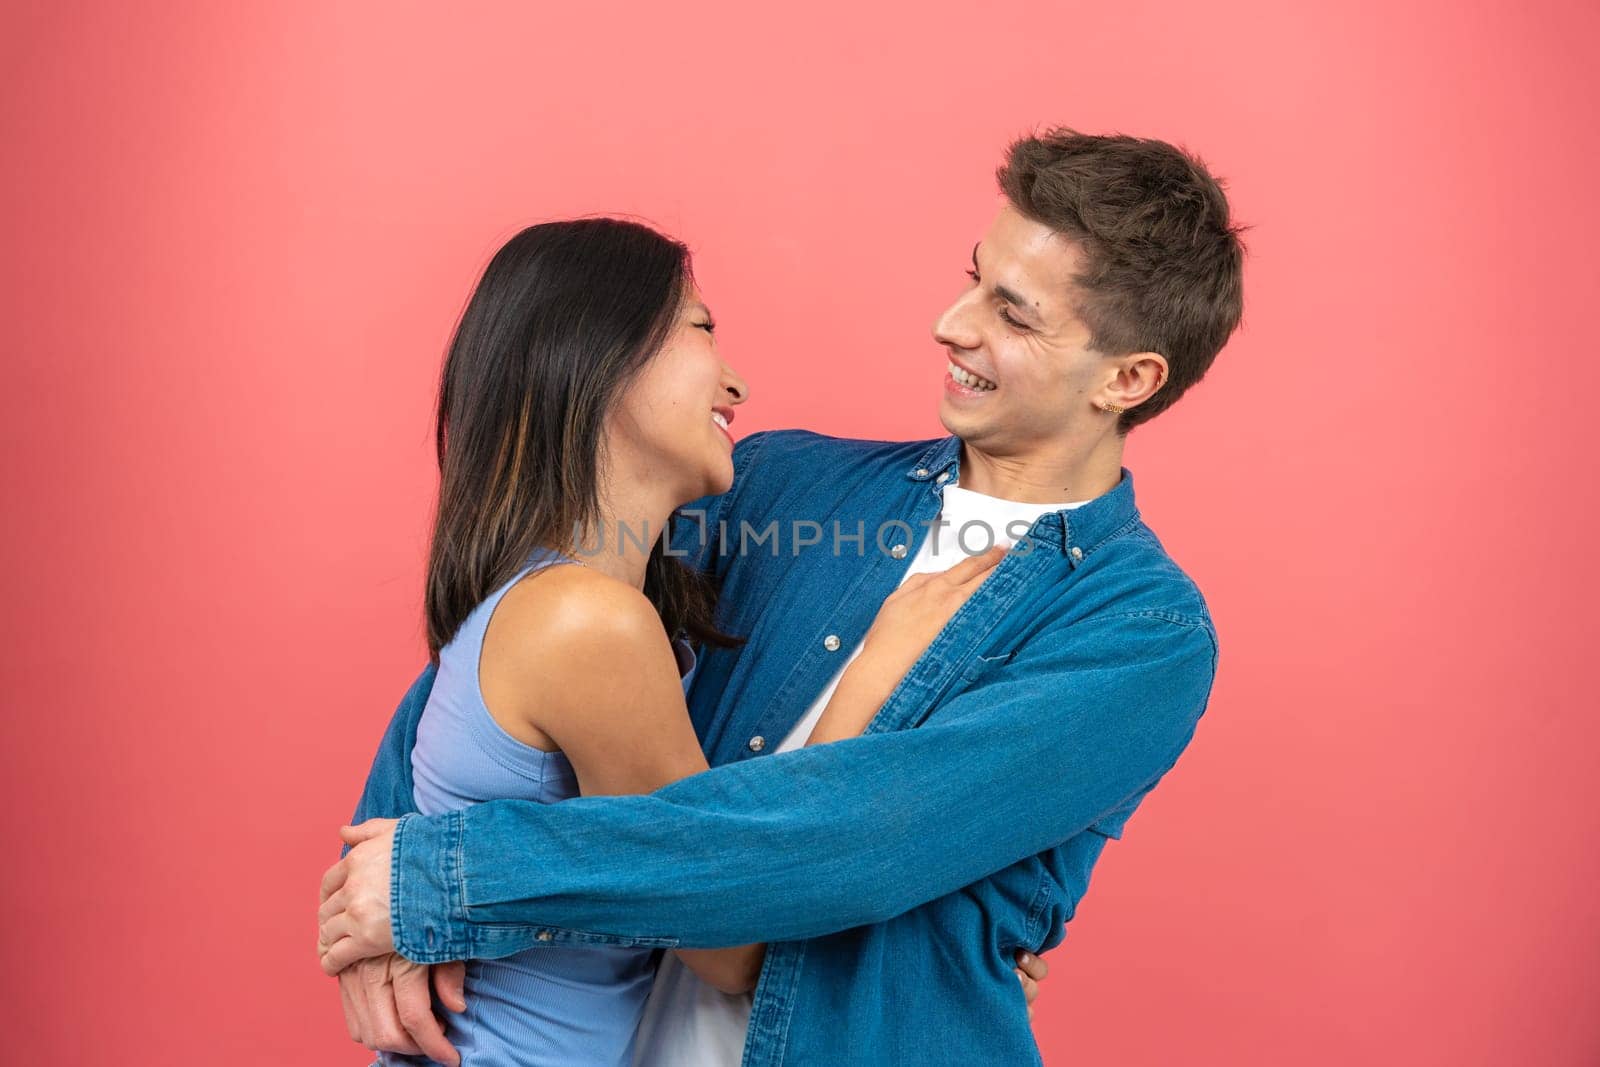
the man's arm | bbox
[344,663,436,843]
[384,610,1218,962]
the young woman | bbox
[382,217,1004,1066]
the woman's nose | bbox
[723,366,749,404]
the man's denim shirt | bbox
[351,429,1219,1066]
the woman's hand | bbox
[336,955,467,1065]
[856,542,1008,684]
[806,543,1008,745]
[1015,948,1049,1021]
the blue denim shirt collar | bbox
[905,434,1141,565]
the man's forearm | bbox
[392,614,1217,962]
[343,665,435,856]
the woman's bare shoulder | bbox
[489,562,664,664]
[481,562,686,747]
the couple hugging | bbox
[315,126,1246,1066]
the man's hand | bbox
[337,955,467,1066]
[1014,949,1048,1021]
[318,818,400,975]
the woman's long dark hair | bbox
[424,217,742,661]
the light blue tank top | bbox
[380,546,698,1067]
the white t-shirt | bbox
[630,483,1091,1067]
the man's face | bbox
[931,203,1111,458]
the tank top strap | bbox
[450,546,584,652]
[523,543,584,571]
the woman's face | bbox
[611,283,749,504]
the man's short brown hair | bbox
[997,128,1247,434]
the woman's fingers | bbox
[342,960,379,1049]
[338,966,365,1044]
[1015,949,1047,1015]
[1015,948,1046,1018]
[944,543,1008,585]
[359,958,423,1055]
[890,571,935,595]
[1014,949,1048,982]
[953,547,1004,588]
[394,963,460,1066]
[434,960,468,1014]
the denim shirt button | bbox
[935,471,950,484]
[890,544,907,559]
[823,634,841,651]
[537,930,553,941]
[748,735,766,752]
[914,468,929,477]
[1069,546,1084,561]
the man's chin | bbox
[937,400,982,440]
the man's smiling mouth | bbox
[947,359,997,391]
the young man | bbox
[318,127,1246,1066]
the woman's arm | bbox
[481,564,811,993]
[803,545,1007,747]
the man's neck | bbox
[955,437,1123,504]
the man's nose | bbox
[932,293,980,349]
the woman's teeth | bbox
[948,360,997,391]
[711,412,729,430]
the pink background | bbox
[3,1,1596,1063]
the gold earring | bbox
[1098,402,1125,415]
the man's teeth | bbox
[948,360,997,391]
[711,412,729,430]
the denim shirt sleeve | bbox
[390,610,1218,962]
[341,664,437,857]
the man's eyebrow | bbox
[971,243,1042,325]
